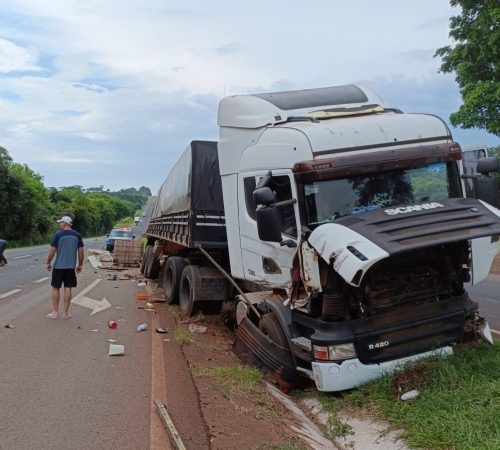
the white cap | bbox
[57,216,73,225]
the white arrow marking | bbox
[73,295,112,316]
[71,278,112,315]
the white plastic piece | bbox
[108,344,125,356]
[400,390,420,401]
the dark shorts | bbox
[51,268,77,288]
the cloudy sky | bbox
[0,0,498,192]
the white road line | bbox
[13,255,32,259]
[34,277,49,283]
[0,289,22,299]
[71,278,102,302]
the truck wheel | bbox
[141,245,152,275]
[259,312,296,393]
[162,256,186,304]
[259,312,289,348]
[144,246,160,279]
[179,265,201,316]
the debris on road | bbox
[4,324,15,329]
[107,338,117,343]
[108,344,125,356]
[188,324,207,334]
[155,328,168,334]
[136,323,148,332]
[108,320,118,329]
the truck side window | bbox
[244,175,297,238]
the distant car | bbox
[105,228,135,252]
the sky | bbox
[0,0,498,193]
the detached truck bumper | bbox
[311,346,453,392]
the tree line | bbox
[0,145,151,246]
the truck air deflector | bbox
[308,224,390,286]
[253,85,368,111]
[335,198,500,256]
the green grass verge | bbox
[342,343,500,450]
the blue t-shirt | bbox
[50,230,84,269]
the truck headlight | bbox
[313,343,356,361]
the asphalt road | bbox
[0,208,171,450]
[469,273,500,332]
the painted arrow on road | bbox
[71,278,112,315]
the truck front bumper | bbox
[311,346,453,392]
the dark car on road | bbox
[105,228,135,252]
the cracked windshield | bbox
[304,162,461,227]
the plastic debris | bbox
[145,302,154,309]
[108,320,118,329]
[400,390,420,401]
[107,338,117,343]
[155,328,168,334]
[137,282,146,287]
[4,324,15,329]
[136,323,148,332]
[188,324,207,334]
[91,329,100,332]
[108,344,125,356]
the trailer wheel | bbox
[144,246,160,279]
[179,265,201,316]
[141,245,152,275]
[162,256,186,304]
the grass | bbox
[174,326,198,345]
[340,343,500,450]
[194,364,263,391]
[256,444,308,450]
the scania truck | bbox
[142,84,500,391]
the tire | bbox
[141,245,152,275]
[179,265,201,317]
[144,246,160,279]
[162,256,186,304]
[259,312,289,348]
[259,312,297,392]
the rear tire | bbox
[141,245,152,275]
[162,256,186,304]
[144,246,160,279]
[179,265,200,317]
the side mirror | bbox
[476,175,499,208]
[253,186,276,206]
[256,205,283,242]
[477,157,500,174]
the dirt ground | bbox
[491,254,500,275]
[150,282,311,450]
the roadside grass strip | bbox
[338,343,500,450]
[174,326,198,345]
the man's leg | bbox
[46,287,61,318]
[63,287,72,317]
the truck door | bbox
[238,170,299,287]
[459,145,499,284]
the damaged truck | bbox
[142,84,500,391]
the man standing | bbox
[46,216,84,319]
[0,238,7,266]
